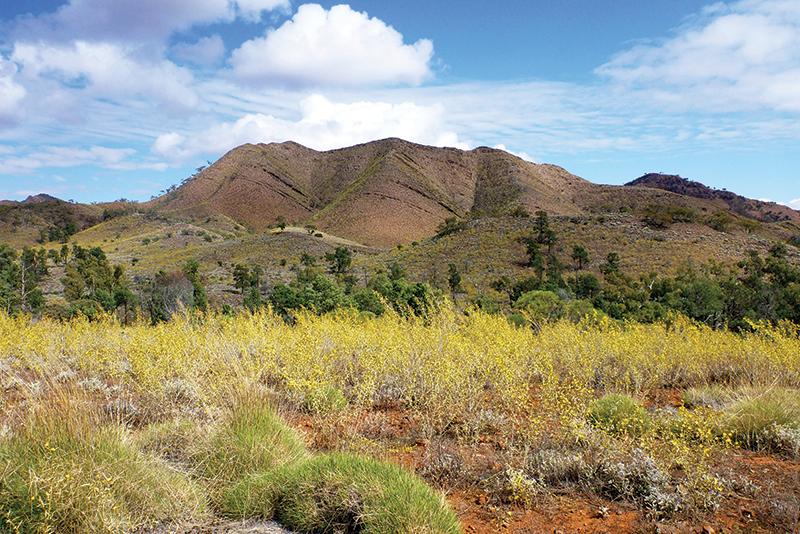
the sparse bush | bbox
[434,217,466,239]
[302,384,348,415]
[706,211,734,232]
[642,205,697,228]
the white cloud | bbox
[234,0,292,21]
[12,41,199,111]
[492,144,537,163]
[230,4,433,87]
[153,94,463,159]
[597,0,800,112]
[172,35,226,67]
[787,198,800,210]
[0,58,26,125]
[0,145,137,174]
[10,0,290,44]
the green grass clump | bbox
[0,399,208,533]
[224,452,462,533]
[587,394,651,437]
[302,384,348,415]
[196,395,308,499]
[723,388,800,450]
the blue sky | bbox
[0,0,798,207]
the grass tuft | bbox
[0,392,208,533]
[722,388,800,450]
[195,392,309,502]
[224,452,462,533]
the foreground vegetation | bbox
[1,309,799,531]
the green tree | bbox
[515,290,563,323]
[325,247,352,275]
[447,263,462,294]
[232,264,251,294]
[571,245,590,271]
[183,259,208,312]
[601,252,621,276]
[0,245,21,314]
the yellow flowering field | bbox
[1,309,800,532]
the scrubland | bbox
[1,309,799,532]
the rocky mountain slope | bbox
[149,138,594,246]
[1,139,798,257]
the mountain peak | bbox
[22,193,62,204]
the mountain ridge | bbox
[1,139,798,249]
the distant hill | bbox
[149,138,592,246]
[0,195,134,247]
[626,173,800,224]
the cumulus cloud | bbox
[0,58,26,125]
[10,0,290,44]
[172,35,226,67]
[596,0,800,112]
[230,4,433,87]
[153,94,463,159]
[788,199,800,210]
[12,41,199,111]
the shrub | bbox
[562,299,601,323]
[514,290,562,323]
[223,452,461,533]
[587,394,651,436]
[302,384,348,415]
[434,217,466,239]
[642,205,697,229]
[706,211,734,232]
[0,397,208,532]
[519,440,681,517]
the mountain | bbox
[0,195,131,247]
[150,138,593,246]
[627,173,800,224]
[1,139,798,265]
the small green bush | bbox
[224,452,461,533]
[302,384,348,415]
[587,394,651,436]
[515,290,562,322]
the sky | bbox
[0,0,798,207]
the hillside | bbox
[2,139,799,298]
[627,173,800,224]
[150,138,592,246]
[0,195,114,248]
